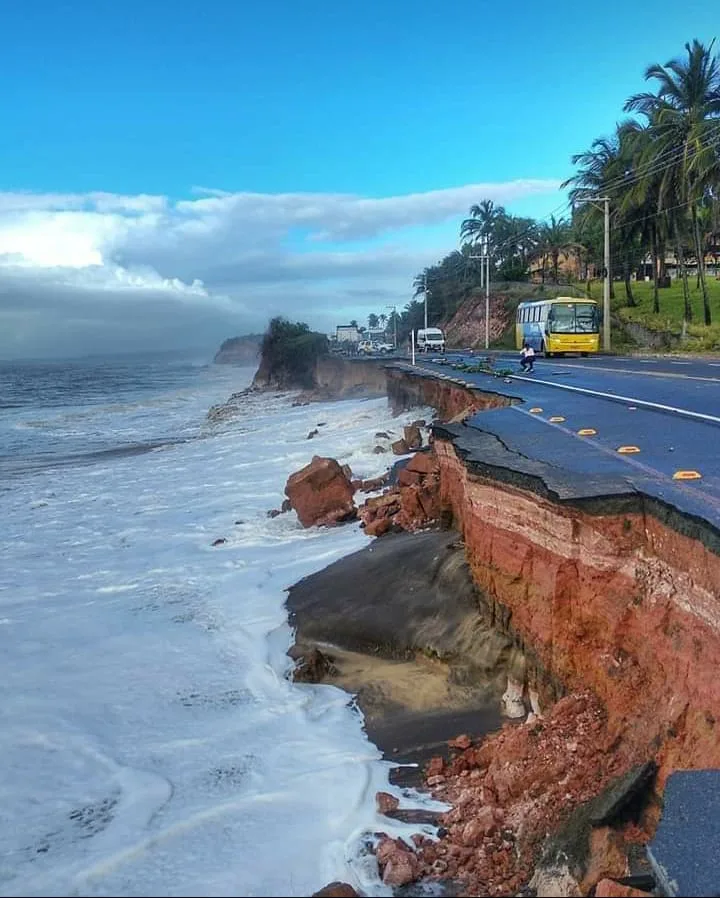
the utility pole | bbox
[423,273,428,331]
[485,238,491,351]
[602,197,610,353]
[386,305,397,349]
[466,243,489,349]
[575,196,611,352]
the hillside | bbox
[443,284,583,350]
[213,334,263,365]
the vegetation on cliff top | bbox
[252,317,328,390]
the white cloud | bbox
[0,179,561,358]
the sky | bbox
[0,0,716,359]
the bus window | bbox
[576,304,600,332]
[548,305,573,332]
[548,303,600,333]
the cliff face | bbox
[369,364,720,790]
[433,438,720,784]
[213,335,262,365]
[443,293,511,349]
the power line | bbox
[570,120,720,198]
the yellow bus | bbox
[515,297,600,357]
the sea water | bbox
[0,354,441,897]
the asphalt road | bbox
[396,351,720,532]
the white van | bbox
[416,328,445,353]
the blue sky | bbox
[0,0,717,357]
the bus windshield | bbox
[548,303,599,334]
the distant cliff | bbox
[213,334,263,365]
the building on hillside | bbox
[529,243,720,285]
[528,250,586,284]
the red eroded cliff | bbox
[434,437,720,784]
[386,367,512,421]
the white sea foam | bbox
[0,365,438,897]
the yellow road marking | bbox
[673,470,702,480]
[578,428,597,436]
[548,416,566,423]
[617,446,641,454]
[529,407,543,413]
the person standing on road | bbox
[520,343,535,372]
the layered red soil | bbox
[435,437,720,784]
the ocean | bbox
[0,353,440,897]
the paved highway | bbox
[398,351,720,532]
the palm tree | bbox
[538,215,581,284]
[368,313,379,329]
[459,199,504,246]
[625,39,720,325]
[563,134,624,301]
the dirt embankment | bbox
[382,364,720,783]
[432,434,720,785]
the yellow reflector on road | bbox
[673,470,702,480]
[548,416,565,423]
[578,428,597,436]
[617,446,641,454]
[529,407,543,413]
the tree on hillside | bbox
[537,215,581,284]
[625,38,720,325]
[460,199,504,246]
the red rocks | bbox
[415,691,643,897]
[291,647,335,683]
[364,516,393,537]
[405,450,439,476]
[448,733,472,751]
[403,423,422,449]
[391,438,409,455]
[375,791,399,815]
[375,836,421,887]
[311,883,359,897]
[359,449,442,537]
[397,468,422,487]
[595,879,653,897]
[284,456,356,528]
[359,475,387,492]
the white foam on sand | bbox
[0,371,438,897]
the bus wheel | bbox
[543,343,552,358]
[581,352,589,357]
